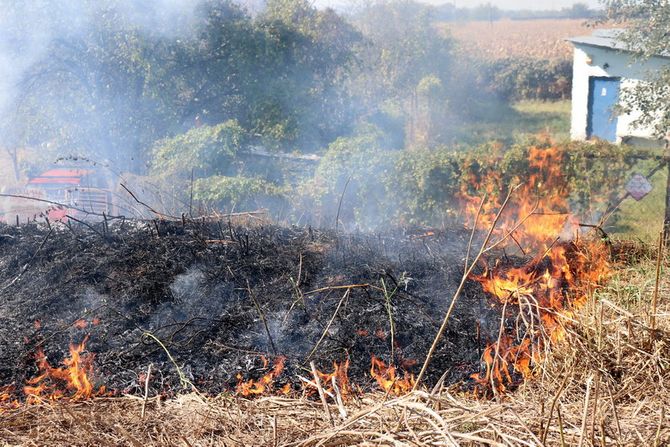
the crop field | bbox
[441,19,604,61]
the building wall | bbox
[570,44,668,143]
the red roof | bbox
[27,169,95,186]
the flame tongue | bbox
[23,337,98,402]
[235,356,287,397]
[315,359,352,399]
[464,145,611,396]
[370,356,415,395]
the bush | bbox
[477,58,572,101]
[299,134,651,229]
[193,175,288,213]
[151,121,246,179]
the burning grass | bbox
[1,257,668,446]
[1,144,668,445]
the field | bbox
[454,99,572,145]
[441,19,603,61]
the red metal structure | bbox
[1,167,115,223]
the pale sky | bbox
[313,0,602,11]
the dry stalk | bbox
[541,373,570,445]
[381,278,397,363]
[590,372,601,447]
[651,230,664,334]
[310,361,334,427]
[578,374,594,447]
[141,363,152,419]
[306,289,350,361]
[605,381,623,445]
[331,376,347,420]
[272,415,278,447]
[557,405,567,447]
[655,406,665,447]
[247,279,277,355]
[414,185,521,391]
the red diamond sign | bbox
[625,174,653,201]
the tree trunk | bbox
[6,147,20,182]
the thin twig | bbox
[413,184,521,391]
[334,175,352,233]
[306,289,350,361]
[310,361,334,427]
[247,279,277,356]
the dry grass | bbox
[441,19,605,61]
[1,246,669,446]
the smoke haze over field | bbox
[0,0,595,228]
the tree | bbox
[350,0,454,147]
[567,3,594,19]
[602,0,670,237]
[603,1,670,137]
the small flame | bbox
[314,359,352,399]
[235,356,287,397]
[23,336,102,402]
[370,356,415,395]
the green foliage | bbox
[603,0,670,136]
[193,175,288,211]
[301,132,653,229]
[151,121,245,178]
[299,129,392,228]
[477,58,572,101]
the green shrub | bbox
[151,121,246,179]
[300,134,652,229]
[193,175,288,212]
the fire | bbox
[463,145,611,396]
[315,359,352,399]
[460,146,574,253]
[0,386,19,413]
[23,336,103,402]
[235,356,287,397]
[370,356,415,395]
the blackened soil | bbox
[0,219,496,396]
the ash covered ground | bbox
[0,219,499,396]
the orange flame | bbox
[235,356,287,397]
[370,356,415,395]
[464,145,611,396]
[23,336,103,402]
[314,359,352,399]
[0,386,19,413]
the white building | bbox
[568,29,669,145]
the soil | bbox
[0,218,499,397]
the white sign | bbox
[625,174,653,201]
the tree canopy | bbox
[603,0,670,136]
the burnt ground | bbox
[0,219,500,397]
